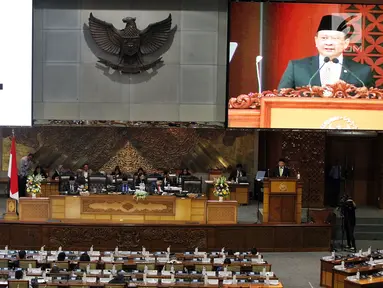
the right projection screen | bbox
[227,2,383,130]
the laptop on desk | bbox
[255,171,266,181]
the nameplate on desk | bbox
[146,278,158,284]
[101,257,113,262]
[99,278,110,283]
[29,268,42,274]
[213,258,224,264]
[218,271,232,277]
[89,269,102,275]
[147,270,158,275]
[161,279,174,284]
[86,277,97,283]
[208,279,219,285]
[206,271,216,277]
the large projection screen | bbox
[0,1,33,126]
[227,2,383,130]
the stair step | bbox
[336,218,383,225]
[355,232,383,241]
[355,224,383,233]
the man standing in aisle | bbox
[329,160,342,207]
[18,153,33,197]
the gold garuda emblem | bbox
[88,13,176,74]
[279,183,288,192]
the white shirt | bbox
[320,54,343,86]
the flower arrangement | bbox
[213,176,230,198]
[26,174,44,195]
[133,190,148,201]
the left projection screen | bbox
[0,1,33,126]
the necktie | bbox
[280,167,283,177]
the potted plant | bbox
[213,176,230,202]
[26,174,44,198]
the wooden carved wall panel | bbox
[211,229,246,251]
[2,128,256,175]
[139,228,207,250]
[244,227,275,250]
[302,226,331,249]
[281,131,325,208]
[0,223,331,252]
[273,227,302,250]
[9,225,42,249]
[47,227,120,250]
[0,224,10,246]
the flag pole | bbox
[4,129,19,220]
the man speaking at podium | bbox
[278,14,374,90]
[271,158,290,178]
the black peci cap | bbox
[317,14,355,38]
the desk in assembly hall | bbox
[206,181,249,205]
[18,195,238,225]
[344,276,383,288]
[320,252,383,288]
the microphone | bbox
[256,56,263,94]
[308,56,330,88]
[332,58,365,87]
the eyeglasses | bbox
[318,36,344,42]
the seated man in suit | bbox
[12,250,26,268]
[63,176,79,195]
[229,164,247,181]
[278,14,374,90]
[151,177,164,194]
[109,271,127,283]
[271,158,290,178]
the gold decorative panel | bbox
[81,195,175,216]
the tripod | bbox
[254,179,262,224]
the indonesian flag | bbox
[8,136,19,201]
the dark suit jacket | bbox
[271,167,290,178]
[278,55,375,90]
[63,182,79,194]
[228,170,247,181]
[151,182,164,193]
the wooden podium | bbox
[263,178,302,224]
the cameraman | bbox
[340,195,356,251]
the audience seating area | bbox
[0,247,283,287]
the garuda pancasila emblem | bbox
[88,13,175,74]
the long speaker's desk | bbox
[18,195,238,225]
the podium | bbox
[263,178,302,224]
